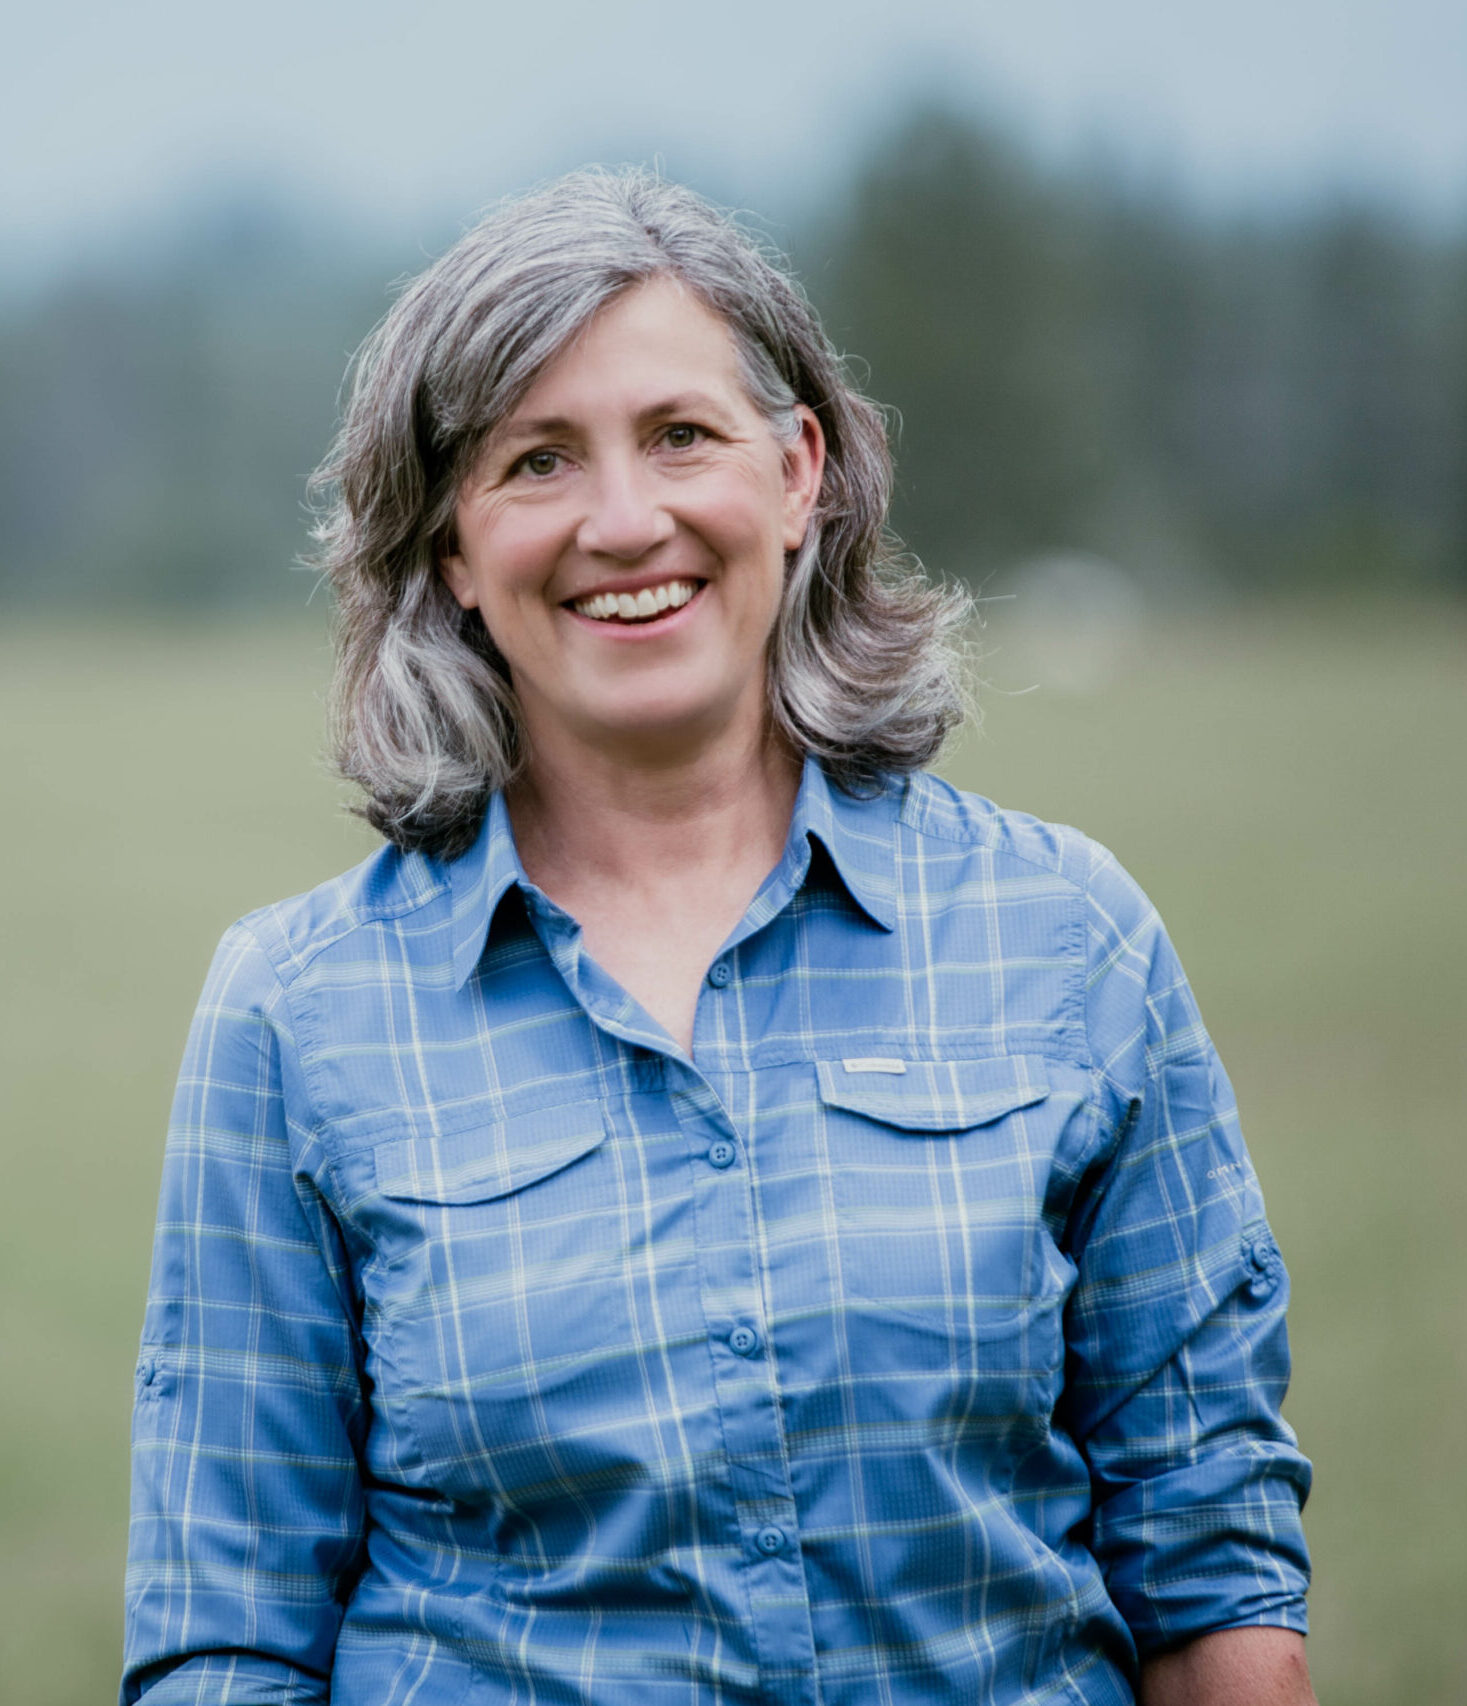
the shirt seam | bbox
[242,873,454,993]
[897,784,1094,1072]
[232,914,331,1146]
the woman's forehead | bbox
[488,278,753,437]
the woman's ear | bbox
[781,405,826,552]
[438,536,479,611]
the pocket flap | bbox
[373,1100,607,1203]
[816,1056,1049,1132]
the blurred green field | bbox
[1,604,1463,1704]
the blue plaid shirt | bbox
[124,759,1310,1706]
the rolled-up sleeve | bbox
[122,922,368,1705]
[1062,842,1312,1657]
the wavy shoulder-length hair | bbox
[309,166,971,858]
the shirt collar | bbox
[445,756,898,990]
[788,756,899,935]
[447,787,528,991]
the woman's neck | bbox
[506,720,802,909]
[504,722,803,1053]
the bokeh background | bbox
[3,4,1464,1701]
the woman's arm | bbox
[1064,843,1313,1664]
[123,922,368,1705]
[1139,1627,1317,1705]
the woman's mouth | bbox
[569,578,702,625]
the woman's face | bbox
[440,276,824,768]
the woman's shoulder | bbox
[897,769,1146,916]
[219,836,452,992]
[895,769,1174,992]
[898,770,1197,1067]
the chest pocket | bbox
[372,1106,608,1206]
[817,1055,1049,1132]
[362,1100,644,1502]
[819,1055,1068,1436]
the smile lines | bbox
[571,579,701,623]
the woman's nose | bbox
[575,458,675,560]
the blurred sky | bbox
[5,0,1467,285]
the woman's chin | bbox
[544,688,763,766]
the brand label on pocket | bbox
[840,1057,907,1075]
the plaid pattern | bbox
[123,760,1310,1705]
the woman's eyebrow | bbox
[494,392,738,447]
[490,413,575,449]
[637,391,736,424]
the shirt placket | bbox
[529,892,822,1706]
[665,1045,820,1706]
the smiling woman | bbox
[122,168,1316,1706]
[437,277,826,786]
[312,171,960,867]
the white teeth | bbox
[572,580,699,623]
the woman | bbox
[123,168,1314,1706]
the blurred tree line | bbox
[3,101,1464,609]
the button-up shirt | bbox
[123,760,1311,1706]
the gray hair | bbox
[309,165,971,857]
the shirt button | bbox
[707,1139,737,1169]
[729,1325,760,1357]
[754,1525,787,1556]
[1246,1235,1279,1297]
[707,960,732,988]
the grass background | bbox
[2,602,1462,1703]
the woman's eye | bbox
[520,450,560,477]
[663,424,700,450]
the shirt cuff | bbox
[1090,1449,1313,1657]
